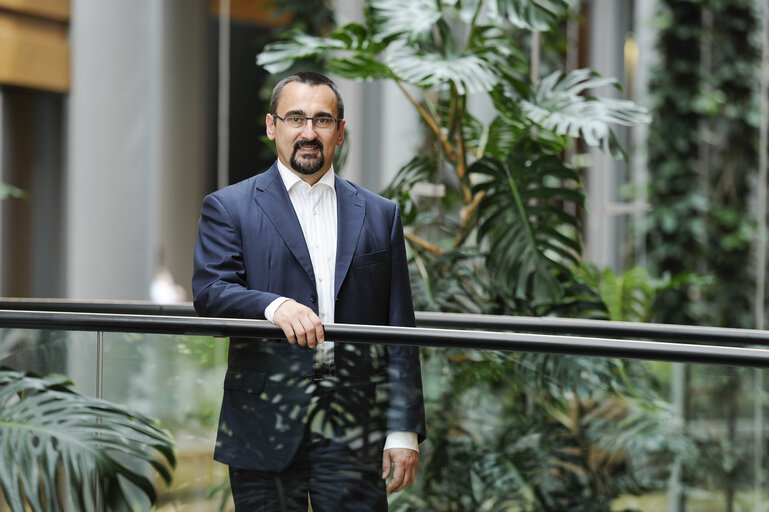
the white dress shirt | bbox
[264,160,417,453]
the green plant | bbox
[0,183,26,201]
[0,368,176,512]
[257,0,648,315]
[392,349,691,512]
[578,265,669,323]
[646,0,759,329]
[254,1,677,509]
[646,2,763,510]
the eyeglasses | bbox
[273,114,341,130]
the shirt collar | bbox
[276,159,336,193]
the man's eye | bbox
[314,118,333,127]
[287,116,304,124]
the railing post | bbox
[667,363,686,512]
[95,330,104,512]
[754,370,764,512]
[96,330,103,400]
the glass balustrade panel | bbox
[1,328,768,511]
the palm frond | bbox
[485,0,574,31]
[369,0,448,42]
[478,116,524,160]
[598,267,656,323]
[583,396,695,491]
[471,138,584,305]
[522,68,651,157]
[578,264,664,323]
[0,369,176,512]
[380,155,435,225]
[256,32,347,73]
[257,23,393,81]
[385,44,501,95]
[408,246,490,314]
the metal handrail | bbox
[2,305,769,369]
[1,298,768,344]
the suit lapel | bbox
[253,165,315,283]
[334,176,365,299]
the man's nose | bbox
[300,119,318,138]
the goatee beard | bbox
[290,140,325,175]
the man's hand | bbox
[382,448,419,494]
[272,300,324,347]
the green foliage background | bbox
[0,368,176,512]
[645,2,764,510]
[646,0,759,330]
[256,1,695,510]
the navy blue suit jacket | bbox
[192,163,426,471]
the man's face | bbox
[266,82,345,183]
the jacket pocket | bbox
[223,368,266,395]
[351,249,387,268]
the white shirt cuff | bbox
[264,297,292,323]
[384,431,419,452]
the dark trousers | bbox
[228,381,388,512]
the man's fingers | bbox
[296,313,323,347]
[387,465,416,493]
[283,325,296,344]
[273,301,324,347]
[386,462,406,493]
[298,315,317,347]
[381,450,392,480]
[383,448,419,493]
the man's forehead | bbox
[277,82,337,113]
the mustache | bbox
[294,140,323,151]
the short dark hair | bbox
[269,71,345,121]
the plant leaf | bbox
[0,369,176,511]
[521,68,651,156]
[472,138,584,305]
[485,0,574,31]
[385,43,501,95]
[0,183,27,201]
[256,31,350,74]
[369,0,450,42]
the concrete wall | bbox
[66,0,208,300]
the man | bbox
[192,71,426,511]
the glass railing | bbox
[1,302,769,511]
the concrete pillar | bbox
[66,0,208,300]
[585,0,628,269]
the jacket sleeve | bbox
[192,193,281,319]
[386,204,427,443]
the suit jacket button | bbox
[310,294,317,303]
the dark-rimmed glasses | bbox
[273,114,341,130]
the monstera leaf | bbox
[0,369,176,512]
[484,0,574,30]
[368,0,449,42]
[472,138,584,305]
[521,68,652,158]
[257,2,524,96]
[371,0,573,35]
[384,44,503,95]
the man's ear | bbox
[336,120,346,146]
[266,114,276,140]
